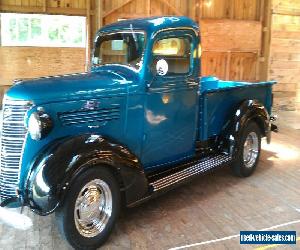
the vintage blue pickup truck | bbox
[0,16,277,249]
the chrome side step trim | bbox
[150,154,231,192]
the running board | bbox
[150,154,232,192]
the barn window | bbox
[0,13,86,47]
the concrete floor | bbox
[0,111,299,250]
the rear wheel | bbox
[232,121,261,177]
[55,167,120,250]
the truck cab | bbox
[0,16,276,249]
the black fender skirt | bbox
[221,99,270,157]
[25,134,148,215]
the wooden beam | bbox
[256,52,260,81]
[47,7,95,15]
[119,13,150,19]
[0,5,93,16]
[193,0,201,24]
[225,52,231,80]
[0,5,43,13]
[158,0,184,16]
[85,0,91,72]
[43,0,47,12]
[97,0,103,29]
[103,0,134,18]
[146,0,151,17]
[229,0,234,19]
[198,0,203,20]
[259,1,265,58]
[203,49,259,53]
[260,0,265,22]
[272,9,300,16]
[259,0,272,81]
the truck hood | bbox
[5,66,139,104]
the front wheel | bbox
[232,121,261,177]
[55,167,120,250]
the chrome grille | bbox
[58,106,120,126]
[0,98,32,200]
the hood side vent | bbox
[58,106,120,126]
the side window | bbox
[152,37,191,76]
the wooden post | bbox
[229,0,234,19]
[256,52,260,81]
[260,0,272,81]
[85,0,91,72]
[198,0,204,20]
[43,0,47,12]
[225,51,232,80]
[260,0,265,22]
[99,0,103,29]
[196,0,202,24]
[146,0,151,16]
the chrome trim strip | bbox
[151,27,199,39]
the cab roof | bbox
[98,16,199,36]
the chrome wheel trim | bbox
[243,132,259,168]
[74,179,112,238]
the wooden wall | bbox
[100,0,263,82]
[200,19,261,81]
[0,0,90,11]
[3,0,298,111]
[268,0,300,111]
[0,0,263,87]
[0,47,85,83]
[0,0,93,101]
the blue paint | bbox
[199,76,275,141]
[3,16,275,192]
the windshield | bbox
[93,31,145,70]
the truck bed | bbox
[198,76,275,141]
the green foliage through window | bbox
[18,18,29,42]
[1,13,86,47]
[31,18,42,39]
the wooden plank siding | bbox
[200,19,261,52]
[0,47,86,84]
[268,1,300,111]
[200,19,261,81]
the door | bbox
[141,30,199,170]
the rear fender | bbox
[25,134,148,215]
[221,100,270,157]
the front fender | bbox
[221,99,270,157]
[25,134,148,215]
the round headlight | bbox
[28,111,52,140]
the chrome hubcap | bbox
[243,132,259,168]
[74,179,112,238]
